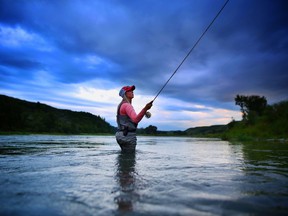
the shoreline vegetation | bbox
[222,95,288,143]
[1,94,287,143]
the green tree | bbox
[235,95,267,123]
[145,125,158,135]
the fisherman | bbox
[116,85,153,152]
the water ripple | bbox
[0,135,288,215]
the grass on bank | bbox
[222,100,288,142]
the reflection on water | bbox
[241,141,288,167]
[115,151,137,213]
[236,141,288,202]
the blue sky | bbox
[1,0,288,131]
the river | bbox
[0,135,287,215]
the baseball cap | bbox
[119,85,135,97]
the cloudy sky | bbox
[1,0,287,130]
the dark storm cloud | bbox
[0,0,224,86]
[0,52,42,70]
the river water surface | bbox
[0,135,287,215]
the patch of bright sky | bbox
[130,95,241,130]
[74,86,119,106]
[30,70,56,87]
[74,55,108,70]
[0,24,52,51]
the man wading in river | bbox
[116,85,153,152]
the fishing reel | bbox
[145,111,151,119]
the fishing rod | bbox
[153,0,229,102]
[145,0,229,119]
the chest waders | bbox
[115,101,138,151]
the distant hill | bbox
[185,125,228,137]
[0,94,115,134]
